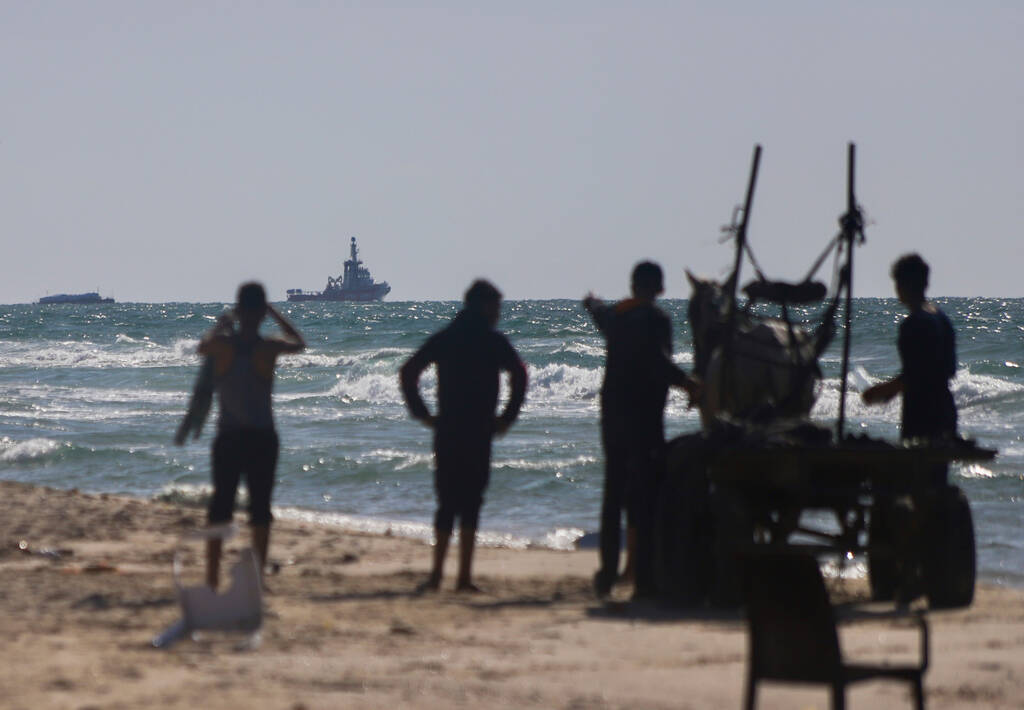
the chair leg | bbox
[831,681,846,710]
[912,677,925,710]
[743,673,756,710]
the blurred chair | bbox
[743,552,928,710]
[153,525,262,649]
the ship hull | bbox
[286,284,391,302]
[38,293,115,305]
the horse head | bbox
[686,270,821,428]
[685,270,729,381]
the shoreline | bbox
[2,479,1023,709]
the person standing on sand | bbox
[862,253,959,601]
[584,262,700,600]
[400,280,528,592]
[198,282,306,589]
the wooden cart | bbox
[656,430,995,609]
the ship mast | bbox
[343,236,362,288]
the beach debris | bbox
[83,562,118,573]
[17,540,74,560]
[389,618,416,635]
[72,593,112,611]
[60,562,119,574]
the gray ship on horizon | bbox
[287,237,391,302]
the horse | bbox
[685,271,831,430]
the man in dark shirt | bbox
[584,262,700,599]
[862,253,958,440]
[400,280,528,592]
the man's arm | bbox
[862,375,903,404]
[399,342,437,426]
[583,294,612,333]
[655,314,701,404]
[496,351,528,435]
[197,313,235,356]
[267,304,306,354]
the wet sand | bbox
[1,479,1022,710]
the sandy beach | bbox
[1,479,1022,710]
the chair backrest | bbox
[180,548,263,632]
[744,553,841,683]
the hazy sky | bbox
[2,2,1021,303]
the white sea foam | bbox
[540,527,587,551]
[0,437,63,462]
[152,482,249,508]
[526,363,601,402]
[327,372,408,404]
[492,455,598,472]
[274,507,561,550]
[357,448,434,470]
[953,368,1024,410]
[0,339,199,369]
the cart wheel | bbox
[867,501,900,601]
[653,463,712,605]
[924,486,976,609]
[708,486,751,608]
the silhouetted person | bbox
[862,253,957,441]
[862,254,958,602]
[400,280,527,592]
[198,282,306,589]
[584,262,700,599]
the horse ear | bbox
[685,269,699,289]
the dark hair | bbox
[236,281,268,312]
[631,261,664,293]
[464,279,502,311]
[891,253,929,294]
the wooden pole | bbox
[836,142,861,439]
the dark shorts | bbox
[208,428,279,527]
[433,429,492,533]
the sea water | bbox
[1,299,1021,586]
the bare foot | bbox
[415,576,441,595]
[455,581,482,594]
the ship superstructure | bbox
[287,237,391,302]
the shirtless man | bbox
[198,282,306,588]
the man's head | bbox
[235,281,268,327]
[631,261,664,300]
[464,279,503,326]
[891,253,929,303]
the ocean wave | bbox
[152,483,213,507]
[953,368,1024,410]
[0,339,200,370]
[492,455,598,472]
[273,507,581,551]
[327,372,409,404]
[958,464,999,480]
[808,366,1024,426]
[357,448,434,471]
[527,363,601,402]
[0,437,64,463]
[152,482,249,509]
